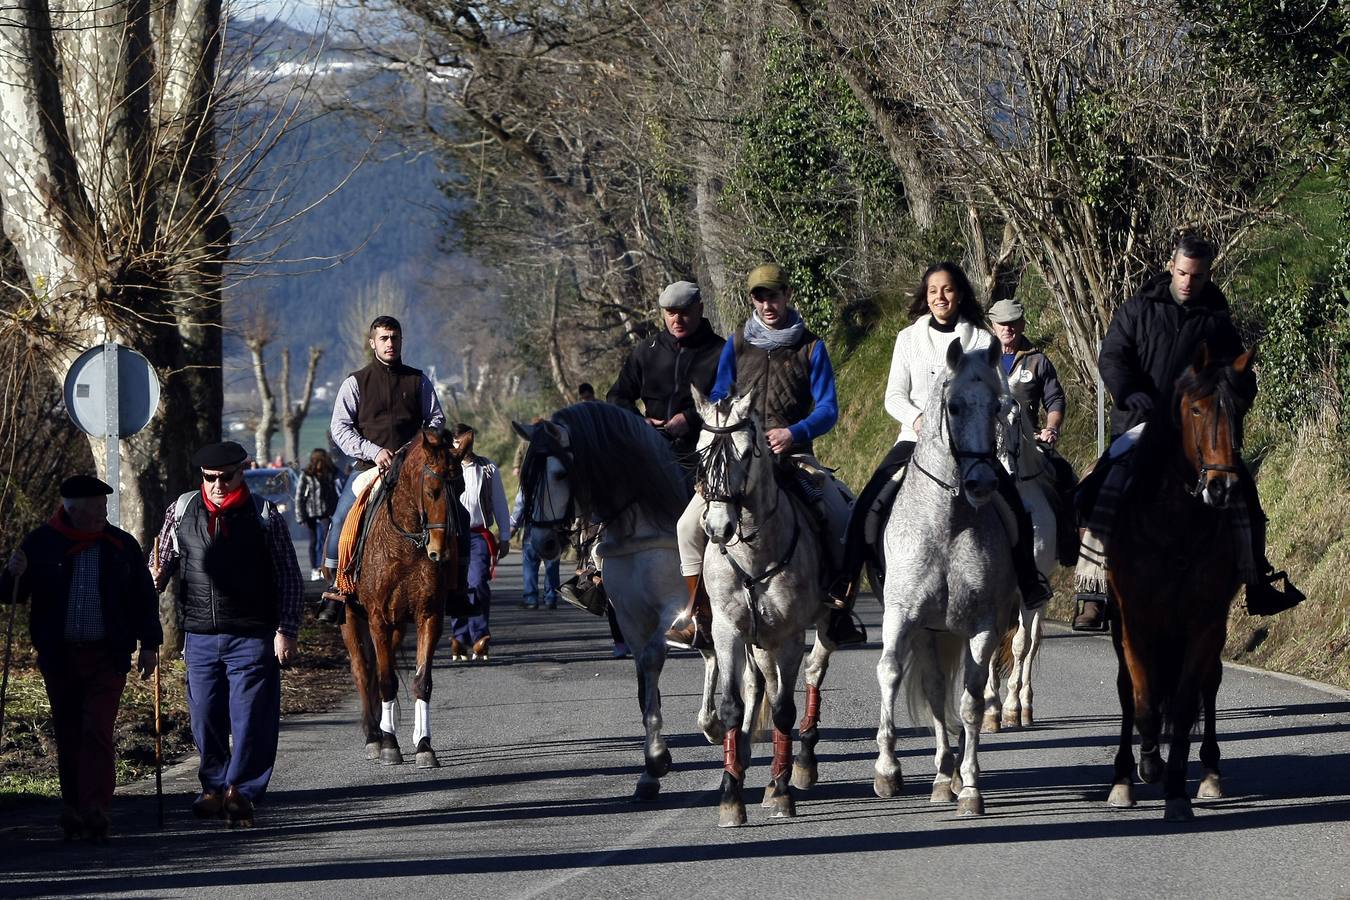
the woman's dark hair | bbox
[907,261,985,324]
[305,448,335,479]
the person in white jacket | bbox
[827,262,1051,610]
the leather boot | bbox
[1245,570,1306,616]
[665,574,712,651]
[222,785,254,828]
[1072,593,1109,632]
[823,608,867,646]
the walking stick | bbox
[154,662,163,828]
[0,577,17,748]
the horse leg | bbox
[1196,656,1224,801]
[913,630,958,803]
[1108,623,1138,808]
[1015,605,1043,728]
[714,629,748,827]
[412,613,442,769]
[874,609,909,799]
[341,617,382,760]
[981,650,1002,734]
[633,632,670,803]
[1164,630,1223,822]
[792,635,832,790]
[763,643,803,819]
[697,649,723,744]
[956,630,999,816]
[373,624,403,765]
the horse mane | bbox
[545,402,691,528]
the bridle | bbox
[698,414,782,543]
[912,377,1002,499]
[519,431,579,542]
[1185,388,1241,499]
[384,445,457,555]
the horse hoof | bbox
[718,803,747,827]
[981,712,1001,734]
[873,773,902,799]
[1000,711,1019,730]
[790,763,817,791]
[645,747,672,778]
[416,751,440,769]
[930,780,957,803]
[365,742,381,761]
[950,772,964,794]
[956,791,984,816]
[633,778,660,803]
[1020,709,1034,728]
[1164,797,1194,822]
[1107,781,1135,808]
[1139,751,1164,784]
[700,716,726,745]
[380,748,403,765]
[1197,772,1223,800]
[771,793,796,818]
[761,782,780,808]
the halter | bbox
[698,413,781,543]
[912,377,1001,499]
[519,431,578,537]
[1186,389,1240,499]
[384,445,457,554]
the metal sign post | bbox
[103,341,121,526]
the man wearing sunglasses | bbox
[152,440,303,827]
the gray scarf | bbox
[743,309,805,351]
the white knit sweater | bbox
[883,315,994,443]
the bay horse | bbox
[983,398,1062,732]
[513,402,721,802]
[1105,345,1255,821]
[874,339,1019,816]
[692,388,840,827]
[340,429,466,768]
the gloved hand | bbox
[1123,392,1154,413]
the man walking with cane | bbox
[1,475,161,843]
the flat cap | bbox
[60,475,113,498]
[658,281,702,310]
[192,441,249,469]
[988,299,1026,324]
[746,263,788,294]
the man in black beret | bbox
[151,441,303,827]
[2,475,161,842]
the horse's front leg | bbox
[713,622,748,827]
[874,606,909,799]
[697,649,723,744]
[633,632,670,803]
[1108,620,1138,808]
[793,626,833,790]
[341,617,381,760]
[1010,604,1043,728]
[957,629,1000,815]
[760,642,804,818]
[372,623,404,765]
[1196,656,1224,802]
[412,612,442,769]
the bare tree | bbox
[279,345,324,465]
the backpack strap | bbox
[171,491,274,553]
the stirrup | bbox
[1072,592,1110,632]
[1245,571,1305,616]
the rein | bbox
[1188,392,1240,498]
[384,448,457,554]
[912,377,1000,499]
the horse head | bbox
[512,416,573,560]
[924,339,1009,508]
[692,387,767,544]
[394,428,464,564]
[1174,343,1255,509]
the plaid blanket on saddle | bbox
[1075,425,1257,593]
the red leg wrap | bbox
[723,728,744,781]
[771,729,792,780]
[798,684,822,733]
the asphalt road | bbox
[2,556,1348,899]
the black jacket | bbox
[176,493,279,639]
[1099,272,1250,436]
[0,522,161,672]
[606,318,725,455]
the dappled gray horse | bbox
[874,340,1019,816]
[693,389,839,827]
[513,402,720,802]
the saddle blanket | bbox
[336,467,382,594]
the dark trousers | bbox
[521,527,560,607]
[38,644,127,815]
[184,632,281,802]
[450,531,492,644]
[606,602,624,645]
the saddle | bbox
[777,458,852,584]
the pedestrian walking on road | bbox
[152,441,303,828]
[294,448,339,581]
[449,424,511,661]
[1,475,161,843]
[512,487,559,610]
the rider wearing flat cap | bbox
[152,440,303,827]
[2,476,161,842]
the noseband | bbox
[912,378,1001,498]
[386,450,456,553]
[1187,391,1241,498]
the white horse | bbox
[874,339,1019,816]
[982,400,1060,731]
[692,389,839,827]
[513,403,720,802]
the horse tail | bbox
[746,652,777,744]
[904,630,963,743]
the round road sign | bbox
[64,343,161,438]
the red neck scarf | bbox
[47,506,124,556]
[200,483,251,538]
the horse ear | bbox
[1233,345,1256,374]
[691,386,712,421]
[542,419,569,448]
[511,420,535,442]
[945,337,964,373]
[730,391,754,421]
[1192,341,1211,373]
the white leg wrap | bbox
[413,698,430,745]
[380,699,399,735]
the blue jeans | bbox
[184,633,281,802]
[305,517,329,571]
[323,472,363,570]
[450,532,491,644]
[521,527,560,607]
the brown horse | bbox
[340,429,466,768]
[1105,344,1255,820]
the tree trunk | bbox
[248,338,275,464]
[280,345,323,465]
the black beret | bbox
[192,441,249,469]
[60,475,113,498]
